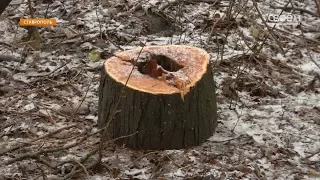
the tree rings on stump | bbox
[98,45,217,150]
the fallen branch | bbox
[0,55,22,63]
[252,1,285,55]
[1,129,96,165]
[0,124,77,156]
[184,0,219,4]
[62,159,98,180]
[270,4,318,17]
[303,149,320,160]
[208,135,247,143]
[73,160,90,178]
[299,26,320,70]
[0,41,14,48]
[159,0,183,11]
[62,132,138,179]
[273,27,320,45]
[47,59,73,76]
[117,1,143,17]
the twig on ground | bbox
[36,163,48,180]
[185,0,219,4]
[303,149,320,160]
[0,124,77,156]
[36,156,56,169]
[270,4,318,17]
[159,0,182,11]
[103,32,124,50]
[0,41,14,48]
[209,135,247,143]
[299,27,320,70]
[2,129,96,165]
[44,2,50,18]
[70,73,97,120]
[73,160,90,178]
[252,0,285,55]
[95,0,103,39]
[47,59,73,76]
[253,163,267,180]
[51,31,97,47]
[63,132,137,179]
[117,1,144,17]
[273,27,320,45]
[232,109,243,132]
[131,151,159,166]
[0,55,22,62]
[62,159,98,180]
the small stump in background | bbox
[98,45,217,150]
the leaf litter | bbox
[0,0,320,179]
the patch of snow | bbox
[165,169,185,178]
[124,168,151,179]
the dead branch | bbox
[253,163,267,180]
[0,124,77,156]
[70,75,96,120]
[62,159,98,180]
[273,27,320,46]
[303,149,320,160]
[36,164,48,180]
[1,129,96,166]
[62,132,137,179]
[117,2,143,17]
[0,41,14,48]
[36,156,56,169]
[299,27,320,70]
[252,0,285,55]
[159,0,183,11]
[307,74,320,90]
[0,55,22,63]
[270,4,318,17]
[46,59,73,76]
[184,0,219,4]
[73,160,90,178]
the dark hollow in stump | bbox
[98,45,218,150]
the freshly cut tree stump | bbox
[98,45,217,150]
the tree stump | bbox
[0,0,12,16]
[98,45,217,150]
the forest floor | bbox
[0,0,320,179]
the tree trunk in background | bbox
[0,0,12,16]
[98,45,218,150]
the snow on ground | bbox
[0,0,319,179]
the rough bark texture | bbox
[0,0,12,16]
[98,62,218,150]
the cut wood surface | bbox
[98,45,218,150]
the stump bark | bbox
[0,0,12,16]
[98,45,217,150]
